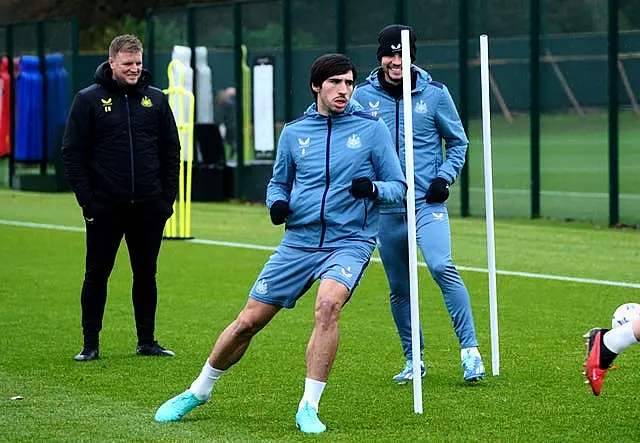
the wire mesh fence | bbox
[140,0,639,224]
[2,1,639,224]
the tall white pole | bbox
[480,34,500,376]
[401,29,423,413]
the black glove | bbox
[82,200,109,223]
[349,177,378,200]
[269,200,290,225]
[155,199,175,219]
[425,177,450,203]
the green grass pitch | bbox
[451,110,640,223]
[0,189,639,441]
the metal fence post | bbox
[336,0,345,54]
[187,6,197,123]
[396,0,405,24]
[283,0,292,122]
[70,18,78,95]
[459,0,470,217]
[530,0,541,219]
[37,20,47,177]
[145,9,155,83]
[608,0,619,226]
[7,24,15,189]
[233,1,244,198]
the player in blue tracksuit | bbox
[155,54,406,434]
[352,25,485,383]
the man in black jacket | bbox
[62,34,181,361]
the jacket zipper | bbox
[361,203,368,230]
[124,94,135,203]
[319,117,332,247]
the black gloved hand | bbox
[156,199,174,219]
[269,200,291,225]
[349,177,378,200]
[82,200,109,223]
[425,177,450,203]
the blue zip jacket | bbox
[352,66,468,212]
[266,100,406,248]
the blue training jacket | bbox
[266,100,406,248]
[352,65,468,213]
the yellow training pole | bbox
[241,44,252,163]
[164,58,195,239]
[185,92,194,238]
[177,87,186,238]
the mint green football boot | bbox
[295,402,326,434]
[155,390,207,423]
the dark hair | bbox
[309,53,356,98]
[109,34,143,58]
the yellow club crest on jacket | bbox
[101,97,112,112]
[141,96,153,108]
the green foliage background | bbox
[2,0,640,51]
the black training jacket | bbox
[61,62,180,208]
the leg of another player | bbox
[155,299,280,422]
[378,213,425,381]
[416,204,484,382]
[76,212,124,361]
[584,317,640,396]
[602,317,640,365]
[296,278,350,434]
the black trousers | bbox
[80,201,169,347]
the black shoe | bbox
[136,341,175,357]
[74,347,99,361]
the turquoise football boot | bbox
[295,402,326,434]
[155,390,207,423]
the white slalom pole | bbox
[480,34,500,376]
[401,29,423,413]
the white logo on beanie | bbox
[391,43,402,51]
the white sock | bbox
[604,323,639,354]
[298,378,326,412]
[188,360,225,401]
[461,347,480,360]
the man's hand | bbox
[269,200,291,225]
[425,177,450,203]
[349,177,378,200]
[82,200,109,223]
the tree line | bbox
[2,0,639,51]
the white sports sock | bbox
[461,347,480,360]
[298,378,326,412]
[188,360,225,401]
[603,323,639,354]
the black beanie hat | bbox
[376,24,416,62]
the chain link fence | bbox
[2,2,638,224]
[145,0,639,224]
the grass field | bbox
[1,189,639,441]
[452,110,640,223]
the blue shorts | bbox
[249,243,374,309]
